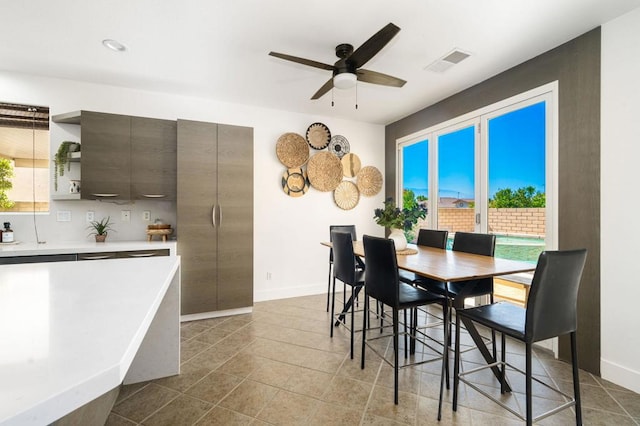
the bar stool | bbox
[453,249,587,425]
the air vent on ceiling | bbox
[425,49,471,73]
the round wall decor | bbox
[276,132,309,168]
[306,123,331,150]
[282,168,310,197]
[328,135,350,158]
[341,153,361,178]
[334,181,360,210]
[356,166,383,196]
[307,152,343,192]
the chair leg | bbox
[393,308,399,405]
[443,302,449,390]
[326,261,332,312]
[571,332,583,425]
[526,342,533,426]
[500,332,507,394]
[453,312,462,411]
[361,294,369,370]
[403,309,408,359]
[437,300,449,421]
[350,285,355,359]
[490,294,497,360]
[330,276,336,338]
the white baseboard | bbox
[601,358,640,393]
[254,283,325,302]
[181,306,252,323]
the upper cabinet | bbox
[52,111,177,201]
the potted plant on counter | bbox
[87,216,114,242]
[374,197,426,250]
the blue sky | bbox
[403,101,545,200]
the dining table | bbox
[322,240,537,391]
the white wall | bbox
[601,7,640,393]
[0,72,385,302]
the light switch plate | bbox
[86,211,94,222]
[57,210,71,222]
[142,211,151,221]
[121,210,131,222]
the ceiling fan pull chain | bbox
[331,87,334,107]
[355,83,358,110]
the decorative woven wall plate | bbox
[306,123,331,150]
[356,166,383,196]
[328,135,350,158]
[334,181,359,210]
[341,153,361,178]
[307,152,343,192]
[282,168,310,197]
[276,132,309,168]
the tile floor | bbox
[107,294,640,425]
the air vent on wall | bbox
[425,49,471,73]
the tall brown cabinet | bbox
[177,120,254,315]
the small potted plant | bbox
[374,197,426,250]
[54,141,80,191]
[87,216,114,242]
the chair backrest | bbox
[417,229,449,249]
[452,232,496,256]
[329,225,357,262]
[331,230,358,284]
[526,249,587,343]
[363,235,399,307]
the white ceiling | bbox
[1,0,639,125]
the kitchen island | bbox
[0,256,181,425]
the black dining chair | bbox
[326,225,363,312]
[414,231,497,352]
[360,235,448,420]
[453,249,587,425]
[330,230,365,359]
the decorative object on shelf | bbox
[87,216,114,243]
[307,151,343,192]
[356,165,383,196]
[333,180,360,210]
[146,223,173,242]
[276,133,309,168]
[328,135,350,158]
[54,141,80,191]
[305,122,331,150]
[69,180,81,194]
[341,153,361,177]
[282,167,310,197]
[373,197,427,251]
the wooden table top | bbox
[322,241,536,283]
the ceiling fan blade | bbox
[357,69,406,87]
[347,23,400,69]
[269,52,334,71]
[311,78,334,100]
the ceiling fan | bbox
[269,23,406,100]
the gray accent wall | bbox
[385,28,601,374]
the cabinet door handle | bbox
[142,194,166,198]
[212,205,216,228]
[92,193,119,197]
[219,205,222,228]
[79,255,112,260]
[128,253,155,257]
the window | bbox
[398,82,558,262]
[0,103,50,213]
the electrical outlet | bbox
[56,210,71,222]
[266,272,272,280]
[121,210,130,222]
[86,211,94,222]
[142,211,151,221]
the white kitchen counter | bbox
[0,256,181,425]
[0,240,177,257]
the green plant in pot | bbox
[54,141,80,191]
[87,216,114,242]
[373,196,427,250]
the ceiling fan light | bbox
[333,73,357,89]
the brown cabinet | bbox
[177,120,253,315]
[51,111,177,201]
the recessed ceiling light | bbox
[102,39,126,52]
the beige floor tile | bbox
[218,380,279,417]
[180,339,212,364]
[185,371,243,404]
[116,381,149,404]
[282,367,334,398]
[321,376,373,410]
[219,353,269,378]
[608,388,640,418]
[142,394,212,426]
[111,383,180,423]
[193,326,235,345]
[247,358,302,388]
[377,364,424,394]
[465,408,522,425]
[194,406,253,425]
[307,400,364,425]
[416,397,471,425]
[361,411,410,425]
[153,361,213,392]
[581,407,639,425]
[105,413,137,425]
[556,380,626,414]
[338,348,383,383]
[365,385,418,425]
[181,322,211,340]
[189,342,239,369]
[256,389,319,425]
